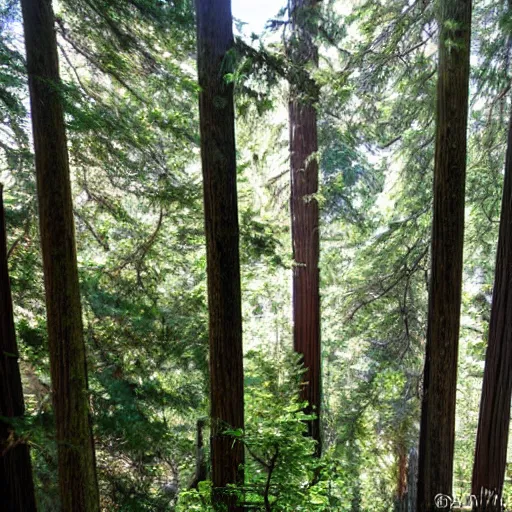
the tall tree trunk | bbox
[0,185,37,511]
[20,1,100,511]
[195,0,244,509]
[471,108,512,510]
[416,1,472,510]
[288,0,322,455]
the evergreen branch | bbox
[487,81,512,125]
[74,209,110,251]
[347,243,429,321]
[55,17,148,104]
[7,217,31,260]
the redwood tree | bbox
[471,108,512,508]
[195,0,245,509]
[0,185,37,511]
[20,1,100,510]
[288,0,322,454]
[416,1,472,510]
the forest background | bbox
[0,0,510,510]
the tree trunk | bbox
[471,108,512,511]
[0,185,37,511]
[189,418,208,489]
[408,447,418,512]
[394,441,409,512]
[397,444,408,506]
[417,1,472,511]
[288,0,322,455]
[20,1,100,511]
[195,0,245,509]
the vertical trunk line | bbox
[289,0,322,456]
[471,108,512,508]
[20,1,100,510]
[195,0,245,509]
[417,1,472,510]
[0,185,37,511]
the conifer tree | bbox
[195,0,244,508]
[471,107,512,509]
[0,185,37,512]
[288,0,322,454]
[20,0,100,510]
[417,0,472,510]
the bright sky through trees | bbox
[231,0,283,34]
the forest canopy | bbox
[0,0,511,511]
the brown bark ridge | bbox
[288,0,322,455]
[471,109,512,510]
[0,185,37,511]
[195,0,244,509]
[20,1,100,511]
[417,1,472,510]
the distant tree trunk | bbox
[288,0,322,455]
[471,108,512,510]
[394,441,409,512]
[189,418,207,489]
[20,1,100,511]
[416,1,472,511]
[397,444,408,508]
[195,0,244,509]
[408,448,418,512]
[0,185,37,511]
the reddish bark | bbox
[416,1,472,510]
[195,0,245,509]
[20,0,99,510]
[471,109,512,509]
[289,0,322,454]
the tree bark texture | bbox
[20,1,100,510]
[288,0,321,455]
[471,108,512,508]
[0,185,37,511]
[195,0,245,509]
[417,1,472,510]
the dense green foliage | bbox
[1,0,512,509]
